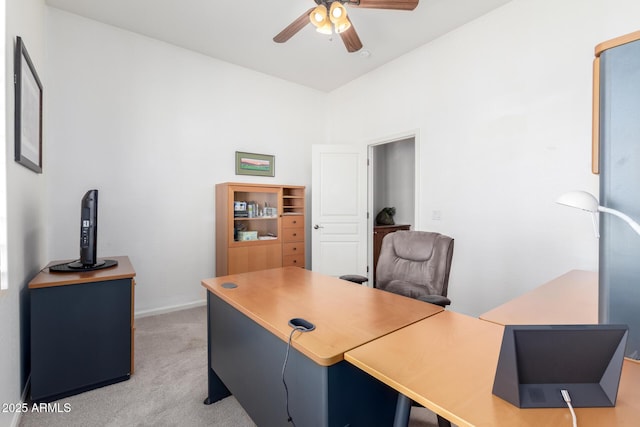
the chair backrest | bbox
[376,230,454,299]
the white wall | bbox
[45,9,326,314]
[1,0,48,425]
[328,0,640,316]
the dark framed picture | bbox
[235,151,275,177]
[15,36,43,173]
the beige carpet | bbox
[19,306,439,427]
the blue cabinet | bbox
[29,256,135,401]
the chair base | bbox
[397,395,452,427]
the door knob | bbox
[313,224,324,229]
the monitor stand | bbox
[68,259,106,269]
[50,259,118,273]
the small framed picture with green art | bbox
[235,151,275,177]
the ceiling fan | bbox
[273,0,419,53]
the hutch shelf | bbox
[216,182,306,276]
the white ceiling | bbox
[45,0,512,92]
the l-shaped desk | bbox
[202,268,640,426]
[201,267,443,426]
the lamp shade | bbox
[329,2,347,23]
[555,191,599,212]
[310,5,329,28]
[310,4,333,34]
[328,2,350,33]
[315,20,333,35]
[333,16,351,33]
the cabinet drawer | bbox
[283,254,305,268]
[282,216,304,228]
[283,242,305,256]
[282,228,304,242]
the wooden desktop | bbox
[345,270,640,427]
[479,269,598,325]
[201,266,443,426]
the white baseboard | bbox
[11,375,30,427]
[134,299,206,319]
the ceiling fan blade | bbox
[351,0,419,11]
[340,20,363,53]
[273,7,315,43]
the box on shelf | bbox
[264,206,278,217]
[237,231,258,241]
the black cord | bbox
[282,326,306,426]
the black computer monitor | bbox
[492,324,628,408]
[67,189,102,269]
[50,189,117,273]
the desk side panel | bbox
[209,293,312,426]
[208,293,396,426]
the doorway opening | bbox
[367,136,417,284]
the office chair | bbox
[341,230,454,427]
[341,230,454,307]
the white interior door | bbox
[311,145,367,277]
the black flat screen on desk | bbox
[492,324,628,408]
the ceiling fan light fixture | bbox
[276,0,417,52]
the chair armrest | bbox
[339,274,369,285]
[417,295,451,307]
